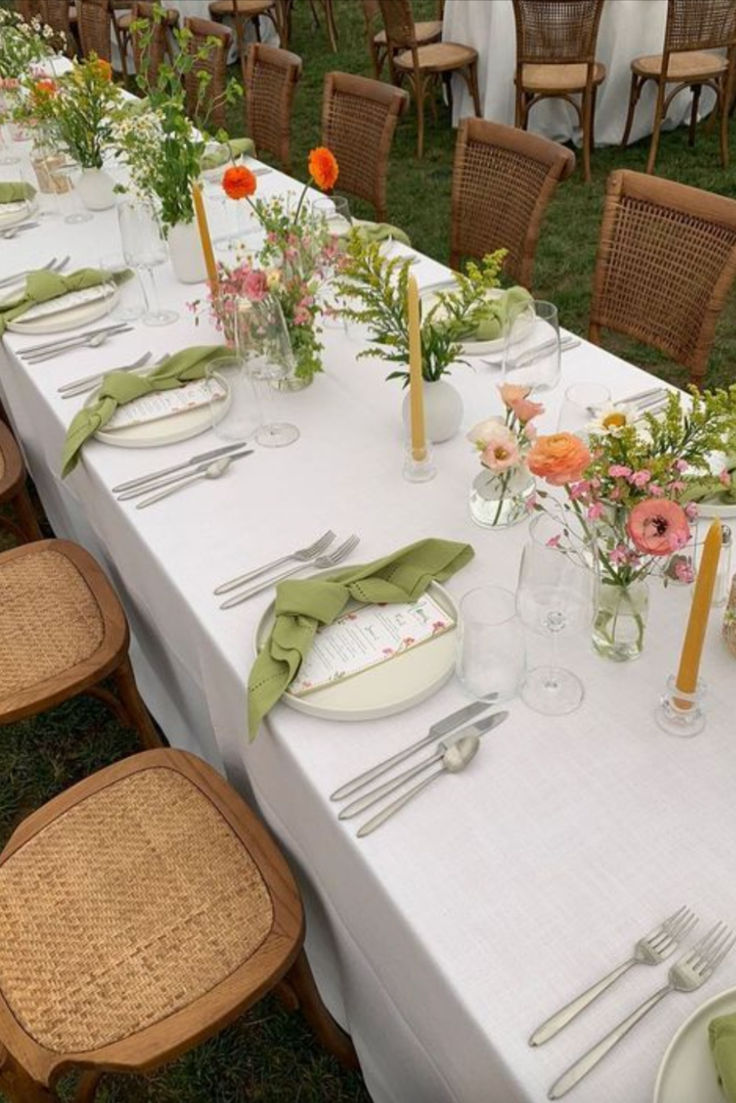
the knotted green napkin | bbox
[0,181,36,204]
[710,1014,736,1100]
[61,345,230,477]
[247,538,474,739]
[348,218,411,248]
[457,284,532,342]
[201,138,256,171]
[0,268,130,337]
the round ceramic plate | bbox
[5,283,119,335]
[653,987,736,1103]
[421,286,534,356]
[87,374,232,450]
[254,581,459,722]
[0,196,38,229]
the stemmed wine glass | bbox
[117,198,178,327]
[516,513,593,715]
[234,294,299,448]
[503,299,561,393]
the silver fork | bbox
[481,334,580,369]
[214,529,336,594]
[0,254,68,290]
[58,352,153,396]
[549,922,736,1099]
[22,326,132,364]
[0,221,40,239]
[529,905,698,1046]
[220,534,360,609]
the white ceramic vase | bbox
[168,221,208,284]
[402,379,464,443]
[75,167,116,211]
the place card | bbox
[11,283,114,318]
[104,378,227,431]
[290,593,455,697]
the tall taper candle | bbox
[676,517,722,701]
[407,274,426,462]
[192,181,218,292]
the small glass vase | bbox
[469,465,535,529]
[592,579,649,661]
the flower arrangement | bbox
[527,385,736,658]
[334,244,507,384]
[466,384,544,527]
[0,9,59,81]
[25,56,121,169]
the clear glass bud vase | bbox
[469,464,535,529]
[592,579,649,661]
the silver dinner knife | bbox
[111,441,251,494]
[329,697,499,802]
[116,449,251,499]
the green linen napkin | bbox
[457,284,532,342]
[201,138,256,172]
[0,268,131,337]
[710,1014,736,1100]
[61,345,231,477]
[0,181,36,204]
[247,537,474,739]
[348,218,411,248]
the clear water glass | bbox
[312,194,351,330]
[235,295,299,448]
[456,586,526,703]
[503,299,561,393]
[557,382,611,434]
[205,355,259,443]
[56,161,93,225]
[516,513,593,715]
[117,198,178,327]
[98,250,145,322]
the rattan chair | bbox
[0,539,160,748]
[450,117,575,288]
[378,0,481,159]
[361,0,441,80]
[183,15,231,133]
[244,42,302,173]
[76,0,114,63]
[589,170,736,386]
[0,748,356,1103]
[0,423,42,546]
[129,1,178,87]
[208,0,282,77]
[621,0,736,174]
[321,71,408,222]
[512,0,606,183]
[41,0,78,56]
[13,1,44,19]
[306,0,338,51]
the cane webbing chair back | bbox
[244,42,302,173]
[184,16,231,132]
[321,71,408,222]
[77,0,113,61]
[377,0,417,48]
[451,118,575,288]
[664,0,736,53]
[0,422,42,545]
[512,0,605,64]
[590,170,736,385]
[41,0,76,53]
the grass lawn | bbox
[2,0,736,1099]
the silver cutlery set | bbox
[0,254,69,291]
[530,906,735,1098]
[0,220,40,240]
[330,700,507,837]
[19,322,133,364]
[110,441,253,509]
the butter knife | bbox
[111,441,252,494]
[329,697,498,802]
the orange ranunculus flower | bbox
[34,79,57,99]
[527,432,591,486]
[308,146,339,191]
[222,165,257,200]
[93,58,113,81]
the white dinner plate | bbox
[653,987,736,1103]
[0,197,37,229]
[421,286,534,356]
[87,374,232,449]
[254,581,459,722]
[5,283,119,336]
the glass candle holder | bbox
[655,675,707,737]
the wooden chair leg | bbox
[11,485,43,542]
[112,656,162,749]
[689,82,701,147]
[468,59,481,116]
[324,0,338,51]
[589,83,598,158]
[75,1070,103,1103]
[0,1047,55,1103]
[646,78,667,173]
[719,73,730,167]
[415,71,425,158]
[581,88,592,182]
[286,950,359,1070]
[621,71,640,147]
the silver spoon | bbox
[24,326,133,364]
[356,735,480,838]
[136,456,234,509]
[0,221,40,239]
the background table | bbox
[443,0,715,146]
[2,159,736,1103]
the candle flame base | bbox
[403,442,436,483]
[655,675,707,738]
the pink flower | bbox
[497,383,544,424]
[470,421,521,473]
[243,269,268,302]
[546,534,562,548]
[649,484,664,497]
[685,502,699,520]
[668,480,686,494]
[627,499,691,557]
[674,459,688,473]
[608,464,632,478]
[674,560,695,584]
[569,480,591,500]
[293,306,311,325]
[525,492,538,512]
[630,469,652,488]
[720,468,732,487]
[609,544,629,565]
[587,502,604,520]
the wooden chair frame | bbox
[0,422,43,545]
[129,1,178,86]
[321,70,409,222]
[620,0,736,173]
[589,169,736,386]
[450,117,575,288]
[0,749,355,1102]
[183,15,231,133]
[208,0,283,80]
[512,0,606,183]
[361,0,442,81]
[77,0,127,75]
[39,0,79,57]
[244,42,302,173]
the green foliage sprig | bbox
[26,56,121,169]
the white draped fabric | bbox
[443,0,716,146]
[2,156,736,1103]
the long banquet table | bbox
[2,156,736,1103]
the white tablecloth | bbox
[2,160,736,1103]
[443,0,716,146]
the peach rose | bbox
[627,499,691,557]
[498,383,544,424]
[527,432,591,486]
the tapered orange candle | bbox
[407,274,426,462]
[676,517,722,701]
[192,181,218,291]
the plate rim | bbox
[653,984,736,1103]
[5,283,118,335]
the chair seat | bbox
[394,41,478,73]
[632,50,727,81]
[209,0,274,15]
[374,19,441,47]
[0,763,274,1053]
[520,61,606,92]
